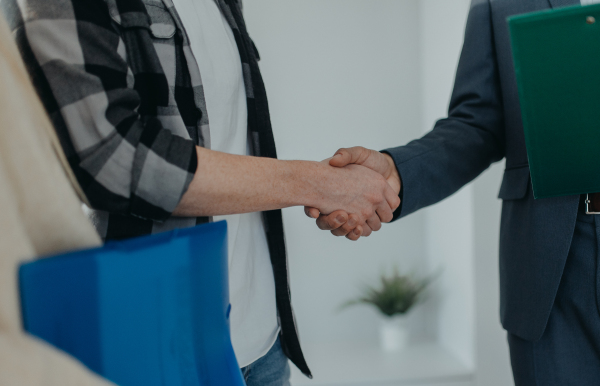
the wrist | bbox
[286,160,330,209]
[382,152,401,193]
[382,152,395,173]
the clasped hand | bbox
[306,147,401,241]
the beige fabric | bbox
[0,12,116,386]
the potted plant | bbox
[342,267,436,352]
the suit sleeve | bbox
[385,0,505,219]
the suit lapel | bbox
[548,0,581,8]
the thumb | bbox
[304,207,321,219]
[329,147,366,168]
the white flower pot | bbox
[379,314,410,352]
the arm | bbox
[10,0,197,222]
[313,0,505,237]
[384,0,504,218]
[173,147,401,228]
[12,0,398,227]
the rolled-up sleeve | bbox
[14,0,197,222]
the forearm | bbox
[386,0,504,218]
[385,119,503,219]
[173,147,334,217]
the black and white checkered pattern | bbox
[3,0,208,238]
[1,0,311,376]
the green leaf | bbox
[340,266,440,317]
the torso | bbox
[169,0,280,368]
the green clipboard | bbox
[509,4,600,199]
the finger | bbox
[376,202,394,224]
[330,213,360,237]
[304,207,313,218]
[310,208,322,219]
[383,183,402,212]
[360,223,373,237]
[304,206,321,219]
[345,226,363,241]
[366,214,382,232]
[329,147,369,168]
[316,210,349,231]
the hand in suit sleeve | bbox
[388,0,505,218]
[310,0,505,239]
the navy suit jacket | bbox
[385,0,582,342]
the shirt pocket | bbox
[145,2,176,39]
[498,165,530,201]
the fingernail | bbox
[336,215,345,224]
[354,228,361,236]
[348,218,357,227]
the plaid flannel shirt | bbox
[1,0,311,377]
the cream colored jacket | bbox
[0,12,115,386]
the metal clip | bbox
[586,194,600,215]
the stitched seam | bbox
[505,163,529,171]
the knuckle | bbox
[347,214,359,227]
[367,192,380,205]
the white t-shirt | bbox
[170,0,280,368]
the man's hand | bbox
[305,147,401,240]
[307,161,400,234]
[174,147,399,223]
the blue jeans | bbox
[241,337,291,386]
[508,207,600,385]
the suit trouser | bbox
[508,207,600,385]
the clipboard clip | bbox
[585,194,600,215]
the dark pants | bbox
[509,206,600,385]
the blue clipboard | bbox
[19,220,245,386]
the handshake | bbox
[304,146,401,241]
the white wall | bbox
[245,1,513,384]
[244,0,428,346]
[473,164,513,386]
[417,1,513,384]
[417,0,475,369]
